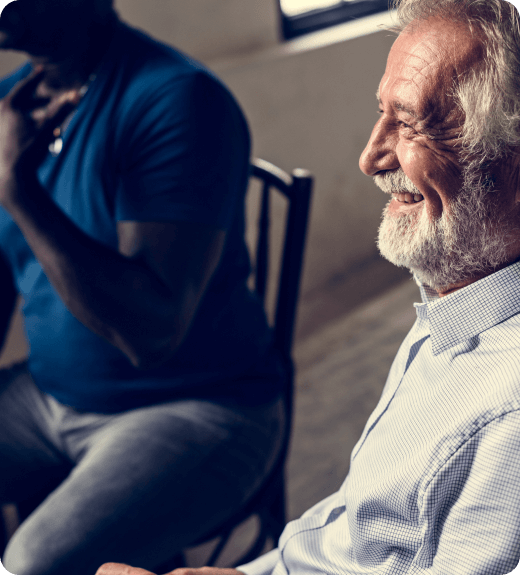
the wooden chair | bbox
[155,158,313,570]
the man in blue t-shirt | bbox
[0,1,284,574]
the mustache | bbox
[374,169,421,195]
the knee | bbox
[3,531,53,575]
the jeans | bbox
[0,364,284,575]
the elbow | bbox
[127,346,172,371]
[128,348,171,371]
[125,330,186,371]
[114,301,194,370]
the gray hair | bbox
[391,0,520,163]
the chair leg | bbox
[266,481,286,540]
[206,528,234,567]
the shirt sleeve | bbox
[114,70,250,229]
[414,410,520,575]
[238,490,345,575]
[238,548,281,575]
[0,62,32,99]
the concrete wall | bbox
[217,22,396,297]
[0,4,399,364]
[115,0,280,62]
[0,0,281,76]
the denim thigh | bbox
[0,365,72,505]
[2,368,284,575]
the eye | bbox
[398,120,413,130]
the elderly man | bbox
[100,0,520,574]
[0,1,285,575]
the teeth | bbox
[392,192,424,204]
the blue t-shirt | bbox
[0,22,280,412]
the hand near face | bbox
[96,564,246,575]
[0,68,79,207]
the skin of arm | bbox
[0,69,227,370]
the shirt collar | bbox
[415,261,520,355]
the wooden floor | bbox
[288,277,420,519]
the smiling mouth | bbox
[392,192,424,204]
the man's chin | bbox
[377,208,425,268]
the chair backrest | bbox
[249,158,313,432]
[251,158,313,358]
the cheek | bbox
[397,139,422,171]
[396,139,434,190]
[422,154,464,207]
[396,139,458,217]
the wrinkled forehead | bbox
[379,18,485,120]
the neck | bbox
[436,276,487,298]
[29,12,117,91]
[436,256,520,297]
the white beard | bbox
[376,167,513,290]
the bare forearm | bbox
[5,180,184,368]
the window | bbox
[280,0,389,39]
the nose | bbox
[359,117,399,176]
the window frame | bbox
[280,0,389,40]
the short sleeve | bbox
[114,70,250,229]
[0,62,32,99]
[414,411,520,575]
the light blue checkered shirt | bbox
[240,262,520,575]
